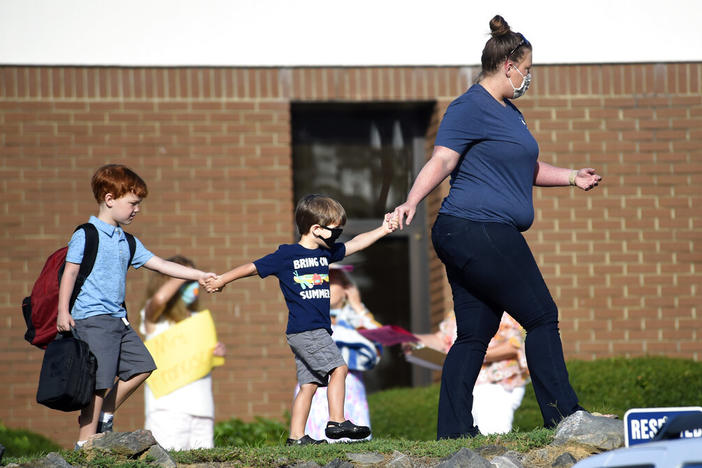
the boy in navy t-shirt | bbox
[205,194,398,445]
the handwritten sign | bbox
[144,309,224,398]
[624,406,702,446]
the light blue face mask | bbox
[180,282,199,306]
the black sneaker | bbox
[97,418,113,433]
[286,435,327,446]
[325,420,371,440]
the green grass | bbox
[214,416,289,447]
[3,357,702,466]
[367,356,702,439]
[0,421,61,459]
[122,432,556,467]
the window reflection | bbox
[292,102,434,391]
[292,103,431,219]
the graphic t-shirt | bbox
[435,84,540,231]
[253,243,346,335]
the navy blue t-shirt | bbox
[435,84,540,231]
[254,243,346,335]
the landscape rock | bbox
[385,450,413,468]
[323,459,354,468]
[551,452,577,467]
[140,443,177,468]
[289,462,321,468]
[82,429,157,457]
[436,447,492,468]
[346,452,386,465]
[553,411,624,451]
[16,452,73,468]
[490,454,524,468]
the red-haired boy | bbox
[57,164,216,449]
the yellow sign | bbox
[144,309,224,398]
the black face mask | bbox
[317,225,343,249]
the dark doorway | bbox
[292,102,434,392]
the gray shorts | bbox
[74,315,157,390]
[286,328,346,387]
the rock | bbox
[82,429,157,457]
[552,452,577,467]
[553,410,624,451]
[323,459,354,468]
[522,447,552,467]
[140,443,176,468]
[17,452,73,468]
[490,454,524,468]
[346,452,386,465]
[502,450,527,465]
[289,461,322,468]
[386,450,413,468]
[436,447,492,468]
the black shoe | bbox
[286,435,327,446]
[325,420,371,440]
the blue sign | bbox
[624,406,702,446]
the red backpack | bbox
[22,224,135,349]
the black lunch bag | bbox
[36,328,97,411]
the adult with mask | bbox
[392,15,602,440]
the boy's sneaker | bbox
[286,435,327,446]
[325,420,371,440]
[97,418,113,433]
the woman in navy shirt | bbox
[393,15,602,439]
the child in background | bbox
[139,255,225,450]
[205,194,398,445]
[411,312,529,435]
[57,164,216,449]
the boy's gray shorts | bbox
[74,314,156,390]
[286,328,346,387]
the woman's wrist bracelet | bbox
[569,170,578,186]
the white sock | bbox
[100,412,113,423]
[76,440,87,447]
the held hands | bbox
[382,212,400,233]
[574,168,602,191]
[204,275,225,293]
[392,202,416,230]
[198,272,218,289]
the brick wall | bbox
[1,64,700,447]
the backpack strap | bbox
[122,231,137,315]
[68,223,99,313]
[124,231,136,266]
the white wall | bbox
[1,0,700,66]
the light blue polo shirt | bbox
[66,216,154,320]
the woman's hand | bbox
[393,201,418,230]
[574,168,602,191]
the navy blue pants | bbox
[431,214,582,439]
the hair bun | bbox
[489,15,511,38]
